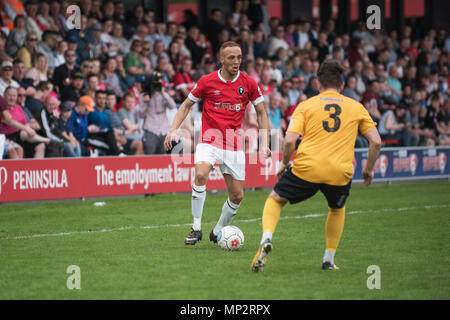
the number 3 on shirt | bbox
[322,103,342,132]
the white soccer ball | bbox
[217,225,244,251]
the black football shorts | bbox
[273,168,351,208]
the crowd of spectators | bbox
[1,0,449,160]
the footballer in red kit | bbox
[188,69,265,151]
[164,41,271,245]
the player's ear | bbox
[339,81,344,92]
[317,80,323,92]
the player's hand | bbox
[362,169,374,186]
[164,130,178,152]
[262,146,271,159]
[276,161,291,179]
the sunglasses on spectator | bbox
[28,38,37,41]
[143,47,151,51]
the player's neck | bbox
[320,88,340,94]
[219,68,237,81]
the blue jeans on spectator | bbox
[64,142,82,157]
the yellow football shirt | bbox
[287,90,376,186]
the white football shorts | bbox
[194,143,246,181]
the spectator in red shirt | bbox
[172,58,195,103]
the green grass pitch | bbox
[0,182,449,299]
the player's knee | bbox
[195,171,209,185]
[229,191,244,204]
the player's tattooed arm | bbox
[254,102,271,158]
[164,98,195,151]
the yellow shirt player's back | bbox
[287,90,376,186]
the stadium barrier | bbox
[0,147,449,203]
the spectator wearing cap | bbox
[90,22,106,58]
[60,72,85,103]
[66,14,95,63]
[58,101,81,157]
[68,96,94,156]
[52,49,80,92]
[0,61,20,95]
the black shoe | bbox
[322,261,339,270]
[184,228,202,245]
[209,230,218,243]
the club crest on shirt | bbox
[238,86,245,96]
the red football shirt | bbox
[188,70,264,150]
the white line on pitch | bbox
[0,204,448,241]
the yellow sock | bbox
[262,196,283,234]
[325,206,346,251]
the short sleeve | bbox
[188,77,205,102]
[249,80,264,106]
[358,104,377,135]
[287,104,305,135]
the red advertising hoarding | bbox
[0,152,282,203]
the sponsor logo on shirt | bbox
[214,102,242,112]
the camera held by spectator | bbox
[142,72,163,95]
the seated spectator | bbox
[421,93,441,146]
[378,104,411,146]
[125,40,146,80]
[117,93,144,155]
[406,101,434,146]
[1,87,49,158]
[87,90,121,155]
[303,76,320,98]
[172,58,195,103]
[12,59,26,88]
[36,30,57,72]
[0,61,20,95]
[167,40,185,72]
[103,57,124,98]
[341,75,360,101]
[58,101,81,157]
[34,95,67,157]
[52,49,80,92]
[137,83,176,155]
[362,80,382,124]
[15,33,39,71]
[436,99,450,145]
[7,15,28,57]
[60,72,84,103]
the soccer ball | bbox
[217,226,244,251]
